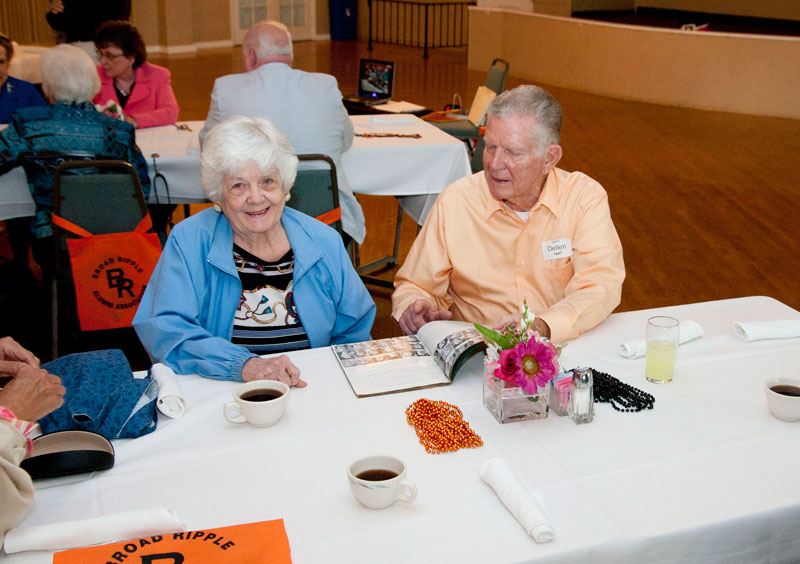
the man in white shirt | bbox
[200,21,365,244]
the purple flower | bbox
[495,339,559,395]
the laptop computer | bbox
[342,59,395,107]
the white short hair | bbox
[40,44,101,103]
[488,85,562,153]
[200,115,299,202]
[246,21,293,61]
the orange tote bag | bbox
[51,214,161,331]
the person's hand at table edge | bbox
[242,356,307,388]
[492,314,551,339]
[0,365,65,422]
[399,299,452,335]
[0,337,40,378]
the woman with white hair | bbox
[133,116,375,386]
[0,43,149,275]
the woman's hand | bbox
[0,365,65,421]
[0,337,40,378]
[242,356,307,388]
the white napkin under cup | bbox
[732,319,800,342]
[3,507,185,554]
[619,320,704,359]
[150,363,186,418]
[478,457,556,543]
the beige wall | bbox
[468,9,800,118]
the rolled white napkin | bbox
[3,507,185,554]
[478,457,555,543]
[150,363,185,418]
[732,319,800,342]
[619,320,704,359]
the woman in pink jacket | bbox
[93,20,179,129]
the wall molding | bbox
[147,39,235,55]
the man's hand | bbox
[0,337,40,378]
[49,0,65,14]
[242,356,307,388]
[0,365,65,422]
[398,300,452,335]
[492,314,551,339]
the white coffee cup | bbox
[764,378,800,422]
[347,455,418,509]
[223,380,290,427]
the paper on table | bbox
[732,319,800,342]
[368,115,416,125]
[619,320,704,359]
[478,457,555,543]
[3,507,185,554]
[374,100,427,113]
[150,363,185,418]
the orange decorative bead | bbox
[406,398,484,454]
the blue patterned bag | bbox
[39,349,157,440]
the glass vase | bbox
[482,359,549,423]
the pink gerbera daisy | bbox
[495,339,559,395]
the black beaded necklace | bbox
[583,368,655,413]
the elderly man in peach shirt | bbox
[392,85,625,342]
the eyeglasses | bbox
[97,50,126,61]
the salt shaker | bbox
[568,367,594,424]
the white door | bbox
[230,0,314,44]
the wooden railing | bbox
[368,0,476,58]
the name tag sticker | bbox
[542,238,573,260]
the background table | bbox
[0,116,470,227]
[7,45,46,85]
[3,296,799,563]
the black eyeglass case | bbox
[21,430,115,479]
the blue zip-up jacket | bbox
[133,206,375,380]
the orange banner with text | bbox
[54,519,291,564]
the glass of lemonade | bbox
[645,316,680,383]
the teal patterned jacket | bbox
[0,101,150,238]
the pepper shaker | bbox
[568,367,594,424]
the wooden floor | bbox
[5,39,798,364]
[152,40,800,339]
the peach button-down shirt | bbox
[392,168,625,342]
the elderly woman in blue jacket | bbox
[133,116,375,387]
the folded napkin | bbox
[478,457,555,543]
[368,115,416,125]
[732,319,800,342]
[3,507,185,554]
[619,320,704,359]
[150,363,186,419]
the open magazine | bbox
[332,320,486,397]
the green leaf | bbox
[473,323,513,350]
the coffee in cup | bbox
[223,380,289,427]
[347,455,417,509]
[764,378,800,422]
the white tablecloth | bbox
[3,296,800,563]
[8,45,47,85]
